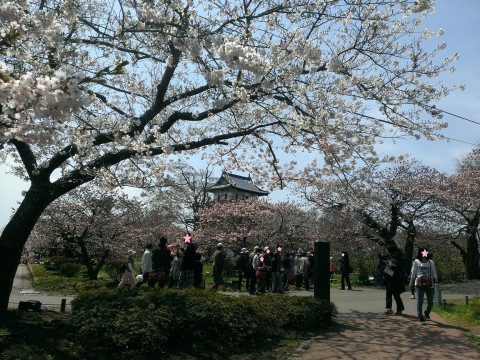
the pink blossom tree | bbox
[0,0,460,313]
[194,199,319,253]
[26,185,147,279]
[433,146,480,279]
[300,160,443,269]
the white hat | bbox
[241,248,248,254]
[217,243,224,248]
[264,246,269,251]
[136,274,143,282]
[127,249,136,257]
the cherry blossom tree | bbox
[142,161,217,232]
[194,198,319,253]
[300,159,443,270]
[26,185,147,279]
[139,205,186,247]
[433,146,480,279]
[0,0,459,313]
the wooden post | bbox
[434,284,442,305]
[314,240,330,302]
[60,298,66,313]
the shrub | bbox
[58,262,83,277]
[71,288,336,359]
[249,293,336,334]
[104,259,125,283]
[46,256,77,271]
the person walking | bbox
[249,246,261,295]
[263,246,272,292]
[409,247,438,322]
[282,251,292,291]
[339,251,352,290]
[293,250,304,291]
[255,253,267,294]
[383,245,405,316]
[193,252,204,288]
[180,240,196,287]
[329,256,336,283]
[271,245,284,293]
[211,243,226,290]
[168,246,184,288]
[151,236,172,288]
[236,248,250,292]
[301,252,311,291]
[118,249,136,289]
[136,243,153,288]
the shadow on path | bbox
[302,311,480,359]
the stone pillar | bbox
[314,240,330,302]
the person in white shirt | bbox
[249,246,261,295]
[136,243,153,287]
[409,247,438,322]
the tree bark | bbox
[466,214,480,279]
[0,185,51,316]
[450,211,480,280]
[403,220,416,275]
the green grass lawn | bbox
[434,297,480,345]
[30,264,115,294]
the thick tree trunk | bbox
[93,250,110,280]
[76,235,97,280]
[466,217,480,280]
[450,240,468,273]
[403,220,416,275]
[0,186,51,316]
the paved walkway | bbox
[8,264,75,312]
[301,286,480,359]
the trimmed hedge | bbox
[71,288,336,359]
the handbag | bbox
[417,276,432,289]
[256,268,266,277]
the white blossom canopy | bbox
[0,0,459,190]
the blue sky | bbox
[1,1,479,229]
[381,0,480,172]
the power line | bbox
[439,108,480,126]
[446,137,477,146]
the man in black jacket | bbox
[151,236,172,288]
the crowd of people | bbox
[117,238,319,295]
[118,237,439,322]
[117,235,204,290]
[245,245,316,295]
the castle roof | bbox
[207,172,269,196]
